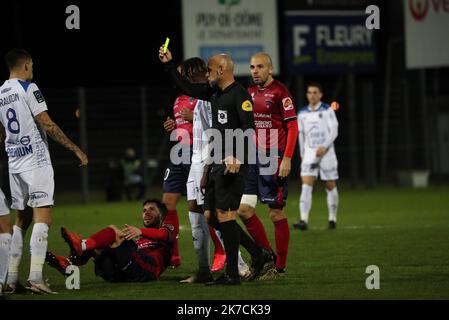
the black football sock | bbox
[219,220,240,279]
[236,223,262,259]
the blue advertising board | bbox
[284,11,376,74]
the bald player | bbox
[238,53,298,278]
[159,48,273,285]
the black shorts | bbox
[94,240,157,283]
[162,145,192,194]
[243,150,289,209]
[204,164,247,212]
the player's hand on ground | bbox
[163,117,176,132]
[316,146,328,157]
[122,224,142,240]
[75,149,88,166]
[181,108,193,122]
[158,46,172,63]
[223,156,241,175]
[279,156,291,178]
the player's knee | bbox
[204,210,211,222]
[188,200,198,213]
[239,195,257,220]
[324,181,336,191]
[238,206,255,221]
[268,208,285,222]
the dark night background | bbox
[0,0,448,198]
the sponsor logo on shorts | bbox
[30,191,48,200]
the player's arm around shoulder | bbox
[34,111,88,166]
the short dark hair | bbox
[143,198,168,221]
[4,49,32,70]
[307,82,323,93]
[180,57,207,83]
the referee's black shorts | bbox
[204,163,247,212]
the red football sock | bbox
[208,225,225,255]
[243,214,272,251]
[274,218,290,270]
[165,210,180,257]
[85,227,116,251]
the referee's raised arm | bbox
[158,45,211,101]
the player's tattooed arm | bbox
[35,111,88,166]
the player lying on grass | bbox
[46,199,176,283]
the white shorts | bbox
[186,163,205,206]
[301,158,339,181]
[9,166,55,210]
[0,188,10,216]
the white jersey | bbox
[191,99,212,165]
[297,102,338,164]
[0,79,51,173]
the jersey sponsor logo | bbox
[1,87,12,94]
[30,191,48,201]
[241,100,253,112]
[0,93,19,107]
[218,110,228,124]
[6,145,33,158]
[255,120,273,128]
[282,97,294,111]
[33,90,45,103]
[20,136,31,146]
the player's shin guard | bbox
[300,184,313,223]
[189,211,210,270]
[7,225,24,285]
[220,221,240,279]
[28,223,49,283]
[0,233,11,285]
[274,219,289,270]
[326,187,339,222]
[243,214,273,251]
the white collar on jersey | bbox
[308,102,322,111]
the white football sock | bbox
[7,225,24,285]
[188,211,210,269]
[0,233,11,285]
[327,187,339,222]
[300,184,313,223]
[28,223,49,283]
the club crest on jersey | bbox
[282,97,294,111]
[265,100,274,109]
[218,110,228,124]
[241,100,253,112]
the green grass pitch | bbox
[6,185,449,300]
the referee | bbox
[159,47,272,285]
